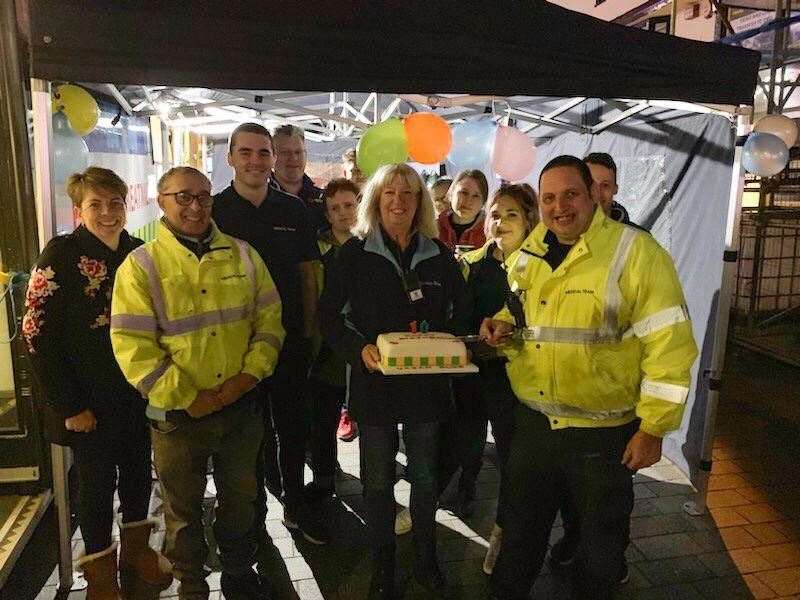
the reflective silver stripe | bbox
[641,379,688,405]
[130,246,168,329]
[520,326,619,344]
[515,251,530,274]
[131,244,256,336]
[137,359,170,396]
[145,404,168,421]
[603,227,639,334]
[256,288,280,310]
[251,332,282,352]
[525,399,634,421]
[111,314,158,332]
[161,305,251,336]
[630,305,688,339]
[522,228,640,345]
[233,239,256,289]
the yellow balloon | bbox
[52,84,100,136]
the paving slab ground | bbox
[6,344,800,599]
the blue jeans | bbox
[359,421,440,551]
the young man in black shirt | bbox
[212,122,327,545]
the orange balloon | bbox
[404,113,452,164]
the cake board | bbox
[378,363,479,376]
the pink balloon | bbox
[491,125,537,181]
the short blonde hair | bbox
[273,124,305,142]
[157,166,210,193]
[352,163,437,240]
[66,167,128,209]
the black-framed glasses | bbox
[162,191,213,207]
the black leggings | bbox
[71,407,152,554]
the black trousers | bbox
[256,338,309,521]
[438,372,517,525]
[360,422,439,552]
[72,406,152,554]
[308,380,346,488]
[490,405,637,600]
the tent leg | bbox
[51,444,87,595]
[684,118,747,516]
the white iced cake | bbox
[377,332,467,370]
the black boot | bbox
[413,537,449,598]
[220,569,272,600]
[368,545,395,600]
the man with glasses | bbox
[212,123,328,546]
[111,166,285,599]
[272,124,327,232]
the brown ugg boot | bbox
[118,519,173,589]
[77,542,121,600]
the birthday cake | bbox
[377,332,467,371]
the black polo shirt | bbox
[212,182,320,337]
[271,173,328,233]
[543,229,573,271]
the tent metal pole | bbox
[52,444,87,594]
[30,79,55,248]
[684,115,747,516]
[670,0,679,35]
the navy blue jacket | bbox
[320,228,470,425]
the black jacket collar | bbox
[73,225,135,265]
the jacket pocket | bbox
[150,419,179,434]
[161,275,196,319]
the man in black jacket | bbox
[272,124,327,232]
[584,152,648,232]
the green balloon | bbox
[356,119,408,177]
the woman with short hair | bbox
[321,163,469,599]
[23,167,171,599]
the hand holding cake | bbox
[361,344,382,372]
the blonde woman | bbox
[320,164,470,599]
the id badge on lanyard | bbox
[403,270,424,302]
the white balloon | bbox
[754,114,799,149]
[52,112,89,184]
[742,132,789,177]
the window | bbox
[648,15,671,33]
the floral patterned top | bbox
[23,226,143,436]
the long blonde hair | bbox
[352,163,438,239]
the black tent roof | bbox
[23,1,761,106]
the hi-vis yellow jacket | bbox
[110,221,285,418]
[496,209,698,438]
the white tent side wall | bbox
[527,110,737,494]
